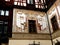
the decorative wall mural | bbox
[37,15,48,30]
[16,12,26,32]
[13,9,49,33]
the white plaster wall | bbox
[9,40,52,45]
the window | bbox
[1,10,4,16]
[51,16,59,32]
[28,20,37,33]
[5,0,10,1]
[27,0,33,4]
[0,10,9,16]
[14,2,17,5]
[5,11,9,16]
[35,0,46,9]
[45,5,47,8]
[0,21,3,34]
[4,26,8,33]
[41,0,43,3]
[14,0,26,6]
[4,22,8,34]
[0,21,8,34]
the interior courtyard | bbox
[0,0,60,45]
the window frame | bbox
[14,0,26,6]
[35,0,46,9]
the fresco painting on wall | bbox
[37,15,48,31]
[16,12,48,32]
[13,9,49,33]
[16,12,26,32]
